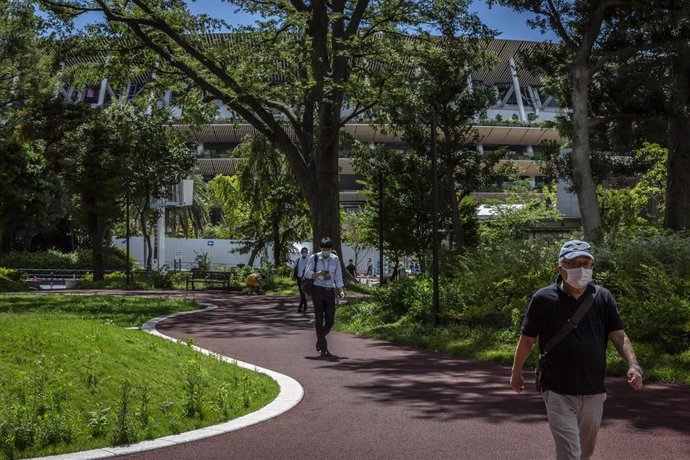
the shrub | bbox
[0,248,130,270]
[595,231,690,352]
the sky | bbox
[68,1,557,42]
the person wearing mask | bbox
[304,237,345,357]
[510,240,643,460]
[293,247,311,312]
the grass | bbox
[0,294,279,460]
[0,275,29,292]
[336,299,690,387]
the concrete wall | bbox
[112,237,387,274]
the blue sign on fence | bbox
[207,240,214,246]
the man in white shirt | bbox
[293,247,311,313]
[305,237,346,357]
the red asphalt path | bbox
[117,292,689,460]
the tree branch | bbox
[545,0,578,49]
[344,0,370,39]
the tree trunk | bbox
[443,150,464,249]
[247,240,263,267]
[140,206,152,270]
[87,214,105,281]
[272,220,281,267]
[665,10,690,230]
[571,64,603,242]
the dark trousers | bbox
[312,285,336,351]
[296,277,307,308]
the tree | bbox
[489,0,677,242]
[219,135,310,267]
[25,101,194,278]
[665,5,690,230]
[378,17,499,250]
[341,209,371,269]
[0,139,67,250]
[39,0,488,266]
[166,175,210,239]
[352,144,435,276]
[0,1,69,250]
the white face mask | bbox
[564,267,593,289]
[321,250,331,258]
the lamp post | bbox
[430,120,440,326]
[125,186,131,284]
[378,167,385,286]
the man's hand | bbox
[338,289,345,300]
[510,370,525,393]
[627,366,644,390]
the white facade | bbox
[112,237,385,274]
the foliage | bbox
[338,229,690,384]
[0,275,27,293]
[478,183,562,246]
[341,210,372,268]
[38,0,495,266]
[597,143,666,232]
[0,295,279,458]
[595,231,690,352]
[0,2,67,252]
[165,175,211,239]
[351,145,435,265]
[20,100,195,278]
[373,11,498,250]
[218,135,310,267]
[193,251,211,271]
[0,248,128,270]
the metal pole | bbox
[125,187,131,284]
[378,169,386,286]
[431,120,440,325]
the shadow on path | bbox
[143,291,690,443]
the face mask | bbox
[564,267,593,289]
[321,250,331,258]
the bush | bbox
[0,268,25,282]
[363,231,690,352]
[0,248,130,270]
[595,231,690,352]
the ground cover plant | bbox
[336,231,690,386]
[0,295,279,459]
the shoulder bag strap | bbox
[543,285,600,357]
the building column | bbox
[476,144,484,154]
[156,213,166,270]
[97,78,108,106]
[509,57,527,122]
[526,145,534,156]
[196,143,204,157]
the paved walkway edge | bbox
[32,302,304,460]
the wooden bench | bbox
[185,270,231,291]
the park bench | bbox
[185,269,231,291]
[21,269,90,289]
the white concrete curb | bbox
[32,302,304,460]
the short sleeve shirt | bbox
[521,279,624,395]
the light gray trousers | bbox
[542,390,607,460]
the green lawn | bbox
[0,295,279,460]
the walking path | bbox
[101,291,689,460]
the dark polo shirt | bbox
[521,278,624,395]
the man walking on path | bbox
[305,237,345,357]
[294,247,310,312]
[510,240,644,460]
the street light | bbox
[430,120,440,326]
